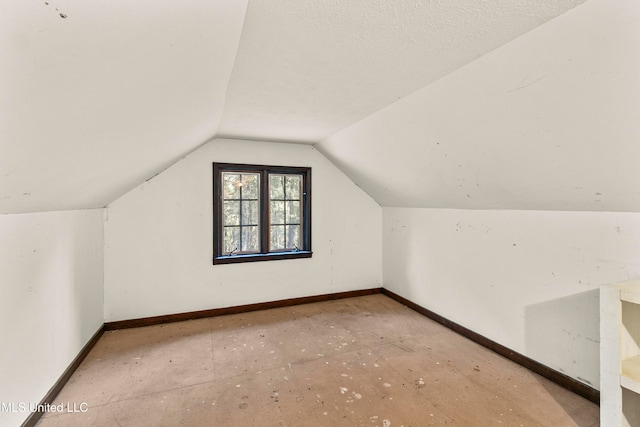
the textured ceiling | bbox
[317,0,640,212]
[2,0,617,214]
[0,0,248,214]
[218,0,587,142]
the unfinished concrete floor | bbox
[36,294,599,426]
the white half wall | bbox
[0,209,104,427]
[104,139,382,322]
[383,207,640,390]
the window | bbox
[213,163,311,264]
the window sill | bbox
[213,251,312,265]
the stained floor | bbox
[36,294,599,426]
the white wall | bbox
[317,0,640,212]
[0,0,249,215]
[0,209,104,427]
[312,0,640,392]
[104,139,382,322]
[383,207,640,389]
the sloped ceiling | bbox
[0,0,248,214]
[218,0,587,142]
[4,0,634,214]
[317,0,640,212]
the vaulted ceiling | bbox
[2,0,638,214]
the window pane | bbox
[270,175,284,200]
[270,225,285,251]
[214,163,310,263]
[286,225,300,249]
[223,173,240,199]
[223,227,239,254]
[223,201,240,225]
[242,200,260,226]
[242,226,259,252]
[285,175,301,200]
[242,174,259,199]
[285,201,300,223]
[270,201,285,224]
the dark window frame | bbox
[213,162,312,265]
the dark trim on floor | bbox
[21,325,105,427]
[381,288,600,404]
[26,286,598,427]
[104,288,383,331]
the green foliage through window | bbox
[213,163,311,264]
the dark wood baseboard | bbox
[105,288,383,331]
[21,325,105,427]
[23,286,598,427]
[381,288,600,404]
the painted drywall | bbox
[0,209,104,427]
[317,0,640,212]
[104,139,382,322]
[383,207,640,389]
[0,0,248,214]
[219,0,585,143]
